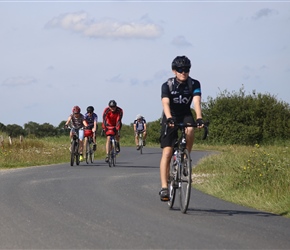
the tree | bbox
[5,124,25,137]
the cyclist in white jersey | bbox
[133,114,147,150]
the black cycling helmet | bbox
[87,106,94,112]
[171,56,191,70]
[108,100,117,107]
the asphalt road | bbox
[1,147,290,249]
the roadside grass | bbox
[0,133,143,169]
[1,134,289,218]
[192,143,290,218]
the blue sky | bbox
[1,1,290,127]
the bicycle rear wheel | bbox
[168,157,177,208]
[70,141,75,166]
[179,149,192,213]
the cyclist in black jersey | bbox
[159,55,204,202]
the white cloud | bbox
[2,76,37,87]
[45,11,163,39]
[171,36,192,47]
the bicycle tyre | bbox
[70,141,75,166]
[90,147,94,163]
[112,141,116,167]
[108,141,112,167]
[168,158,177,208]
[75,141,80,166]
[179,149,192,213]
[139,137,143,154]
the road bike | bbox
[167,121,209,213]
[108,135,117,167]
[137,131,144,154]
[69,128,81,167]
[84,129,95,164]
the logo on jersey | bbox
[172,95,192,104]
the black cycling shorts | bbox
[160,114,195,148]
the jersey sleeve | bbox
[192,79,202,96]
[161,81,170,99]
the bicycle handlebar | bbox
[164,121,209,140]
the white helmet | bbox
[136,114,142,120]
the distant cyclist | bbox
[102,100,123,162]
[64,105,88,162]
[133,114,147,150]
[84,106,98,151]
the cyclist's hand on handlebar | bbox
[166,117,175,127]
[196,118,204,128]
[64,124,68,129]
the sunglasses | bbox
[176,67,190,73]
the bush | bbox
[202,87,290,145]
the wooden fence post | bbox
[9,136,12,145]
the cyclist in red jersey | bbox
[102,100,123,162]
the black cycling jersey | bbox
[161,77,201,118]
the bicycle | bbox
[69,127,81,167]
[83,129,95,164]
[108,135,117,167]
[137,131,144,154]
[166,121,209,213]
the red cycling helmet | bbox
[72,105,81,114]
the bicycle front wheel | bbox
[112,144,116,167]
[139,136,143,154]
[179,149,192,213]
[75,142,80,166]
[70,141,75,166]
[168,157,177,208]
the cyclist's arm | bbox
[162,97,172,119]
[65,115,72,127]
[92,121,97,133]
[82,119,88,128]
[143,123,147,131]
[193,95,202,119]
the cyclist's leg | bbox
[143,130,147,140]
[159,123,177,201]
[134,131,139,148]
[78,129,84,161]
[105,135,110,162]
[93,132,97,151]
[183,115,195,152]
[115,132,120,152]
[160,146,173,188]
